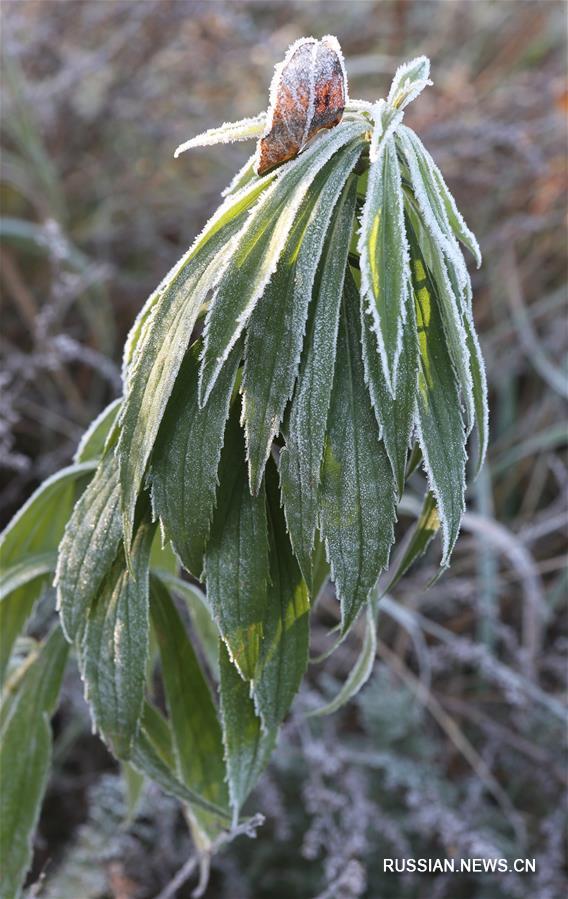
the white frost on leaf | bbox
[368,99,404,163]
[173,113,267,158]
[387,55,432,110]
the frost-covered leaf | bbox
[56,452,123,642]
[0,462,94,680]
[387,55,432,110]
[408,222,466,563]
[358,130,409,394]
[82,517,154,759]
[131,702,230,820]
[0,552,56,603]
[150,338,242,578]
[253,461,310,730]
[309,600,377,716]
[118,174,274,553]
[199,121,367,405]
[463,309,489,474]
[219,641,276,822]
[0,627,68,899]
[359,284,417,498]
[174,113,267,158]
[150,577,230,836]
[385,492,440,592]
[368,99,404,163]
[430,154,482,269]
[74,398,121,463]
[320,271,397,633]
[204,406,269,681]
[154,571,220,679]
[242,140,362,493]
[280,175,357,584]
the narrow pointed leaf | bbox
[150,577,229,834]
[0,627,69,899]
[387,55,432,110]
[309,600,377,716]
[253,460,310,730]
[204,406,269,680]
[430,154,482,269]
[280,176,358,583]
[407,222,466,563]
[131,702,231,819]
[219,641,276,821]
[56,451,123,641]
[0,552,56,602]
[155,571,219,679]
[118,174,274,552]
[199,121,367,405]
[82,517,155,759]
[384,491,440,592]
[242,142,363,493]
[320,271,397,633]
[74,398,121,463]
[358,131,409,394]
[174,113,266,158]
[150,338,242,577]
[359,269,418,498]
[464,309,490,475]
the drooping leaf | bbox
[280,175,358,584]
[149,577,229,836]
[150,338,242,577]
[174,112,267,158]
[385,491,440,592]
[407,220,466,563]
[0,462,94,680]
[204,406,269,680]
[0,552,56,603]
[320,271,397,633]
[219,641,276,822]
[154,571,219,679]
[387,55,432,110]
[121,762,145,823]
[358,125,409,394]
[309,600,378,716]
[118,173,275,552]
[81,516,155,759]
[199,122,367,405]
[428,149,482,269]
[253,460,310,730]
[56,451,123,642]
[130,702,230,820]
[0,627,69,899]
[359,264,418,498]
[74,398,121,463]
[463,308,490,475]
[242,142,363,493]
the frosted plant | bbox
[0,36,488,897]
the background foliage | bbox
[1,1,566,897]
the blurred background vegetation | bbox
[1,1,566,897]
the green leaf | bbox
[0,552,56,603]
[118,173,274,553]
[204,406,269,680]
[242,143,363,493]
[56,452,123,641]
[359,266,418,498]
[309,600,378,716]
[74,398,121,463]
[320,271,397,633]
[429,149,482,269]
[154,571,219,679]
[81,517,155,759]
[149,577,229,834]
[385,491,440,592]
[0,462,94,680]
[174,112,267,158]
[130,702,230,820]
[407,220,466,563]
[219,641,276,823]
[280,175,358,584]
[199,122,367,405]
[358,132,409,394]
[253,461,310,730]
[463,308,490,475]
[387,55,432,110]
[121,762,145,823]
[150,338,242,578]
[0,627,69,899]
